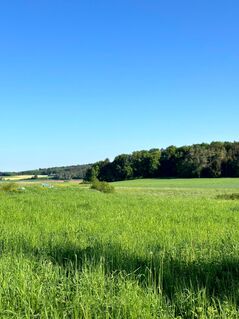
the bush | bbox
[0,182,19,192]
[216,193,239,200]
[90,180,115,193]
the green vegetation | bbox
[91,180,115,193]
[0,182,19,192]
[216,193,239,200]
[18,163,92,180]
[85,141,239,182]
[1,165,91,180]
[112,178,239,189]
[0,175,48,181]
[2,141,239,182]
[0,178,238,318]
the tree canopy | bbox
[84,142,239,182]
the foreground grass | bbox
[0,179,238,318]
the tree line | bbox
[20,164,92,180]
[0,164,92,180]
[84,142,239,182]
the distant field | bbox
[1,175,48,181]
[0,179,238,318]
[112,177,239,189]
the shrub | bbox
[216,193,239,200]
[0,182,19,193]
[90,180,115,193]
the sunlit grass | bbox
[0,179,238,318]
[112,177,239,189]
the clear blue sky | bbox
[0,0,238,171]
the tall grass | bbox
[0,179,238,318]
[0,182,19,192]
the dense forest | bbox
[84,142,239,182]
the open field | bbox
[112,178,239,189]
[0,179,238,318]
[1,175,48,181]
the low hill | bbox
[0,164,92,180]
[19,164,92,180]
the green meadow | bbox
[0,179,238,318]
[112,178,239,189]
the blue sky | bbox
[0,0,239,171]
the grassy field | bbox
[0,179,238,318]
[1,175,48,181]
[112,177,239,189]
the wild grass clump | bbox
[91,180,115,193]
[0,182,19,193]
[216,193,239,200]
